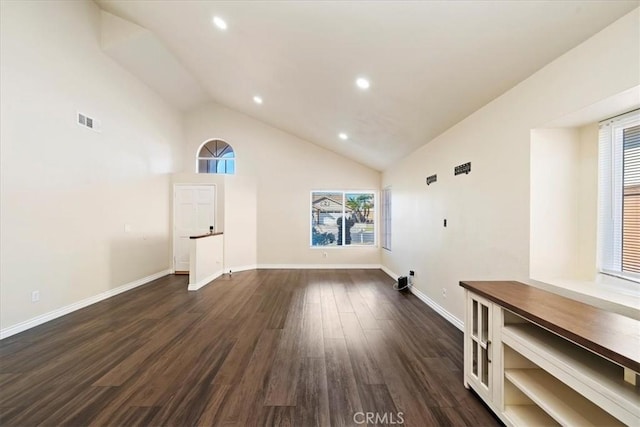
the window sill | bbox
[524,275,640,320]
[310,245,378,249]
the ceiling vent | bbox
[77,112,100,132]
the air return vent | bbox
[77,112,100,131]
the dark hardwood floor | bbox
[0,269,500,426]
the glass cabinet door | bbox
[467,294,492,399]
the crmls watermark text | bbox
[353,411,405,425]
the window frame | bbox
[598,109,640,284]
[310,190,377,248]
[381,186,392,251]
[196,138,236,175]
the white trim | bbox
[0,269,171,340]
[409,286,464,331]
[380,265,400,280]
[601,269,640,286]
[188,270,223,291]
[257,263,382,270]
[227,264,258,273]
[380,265,463,330]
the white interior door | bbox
[174,185,216,273]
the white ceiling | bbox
[96,0,639,171]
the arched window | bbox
[197,139,235,174]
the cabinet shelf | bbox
[504,405,558,426]
[502,323,639,426]
[461,281,640,427]
[505,369,624,426]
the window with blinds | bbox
[599,110,640,281]
[381,187,391,251]
[622,124,640,273]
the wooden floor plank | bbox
[220,328,281,426]
[339,312,385,385]
[320,285,344,339]
[331,271,355,313]
[93,312,201,387]
[262,324,303,406]
[324,337,363,427]
[347,288,381,330]
[255,405,296,427]
[357,383,401,427]
[194,384,229,427]
[294,357,330,427]
[301,302,324,357]
[363,328,441,426]
[0,269,500,427]
[210,313,269,387]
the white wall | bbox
[382,8,640,323]
[577,124,599,279]
[530,125,599,281]
[184,103,381,267]
[189,234,224,290]
[530,128,581,279]
[224,175,258,271]
[0,1,184,331]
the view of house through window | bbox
[599,110,640,280]
[197,139,235,174]
[311,191,375,246]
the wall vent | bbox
[454,162,471,176]
[77,112,100,132]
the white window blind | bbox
[622,123,640,273]
[599,109,640,281]
[381,187,391,250]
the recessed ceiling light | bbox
[338,132,349,140]
[356,77,370,90]
[213,16,227,30]
[253,95,263,104]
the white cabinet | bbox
[464,292,494,401]
[461,281,640,427]
[502,319,635,426]
[463,290,504,419]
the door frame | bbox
[172,183,217,273]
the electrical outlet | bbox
[442,288,447,298]
[31,290,40,302]
[322,251,328,258]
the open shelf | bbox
[505,368,624,426]
[502,322,639,425]
[461,282,640,427]
[504,405,558,426]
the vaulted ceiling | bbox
[96,0,639,170]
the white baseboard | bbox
[188,270,223,291]
[380,265,400,280]
[379,264,462,331]
[409,286,464,331]
[0,269,172,340]
[257,263,382,269]
[226,264,258,273]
